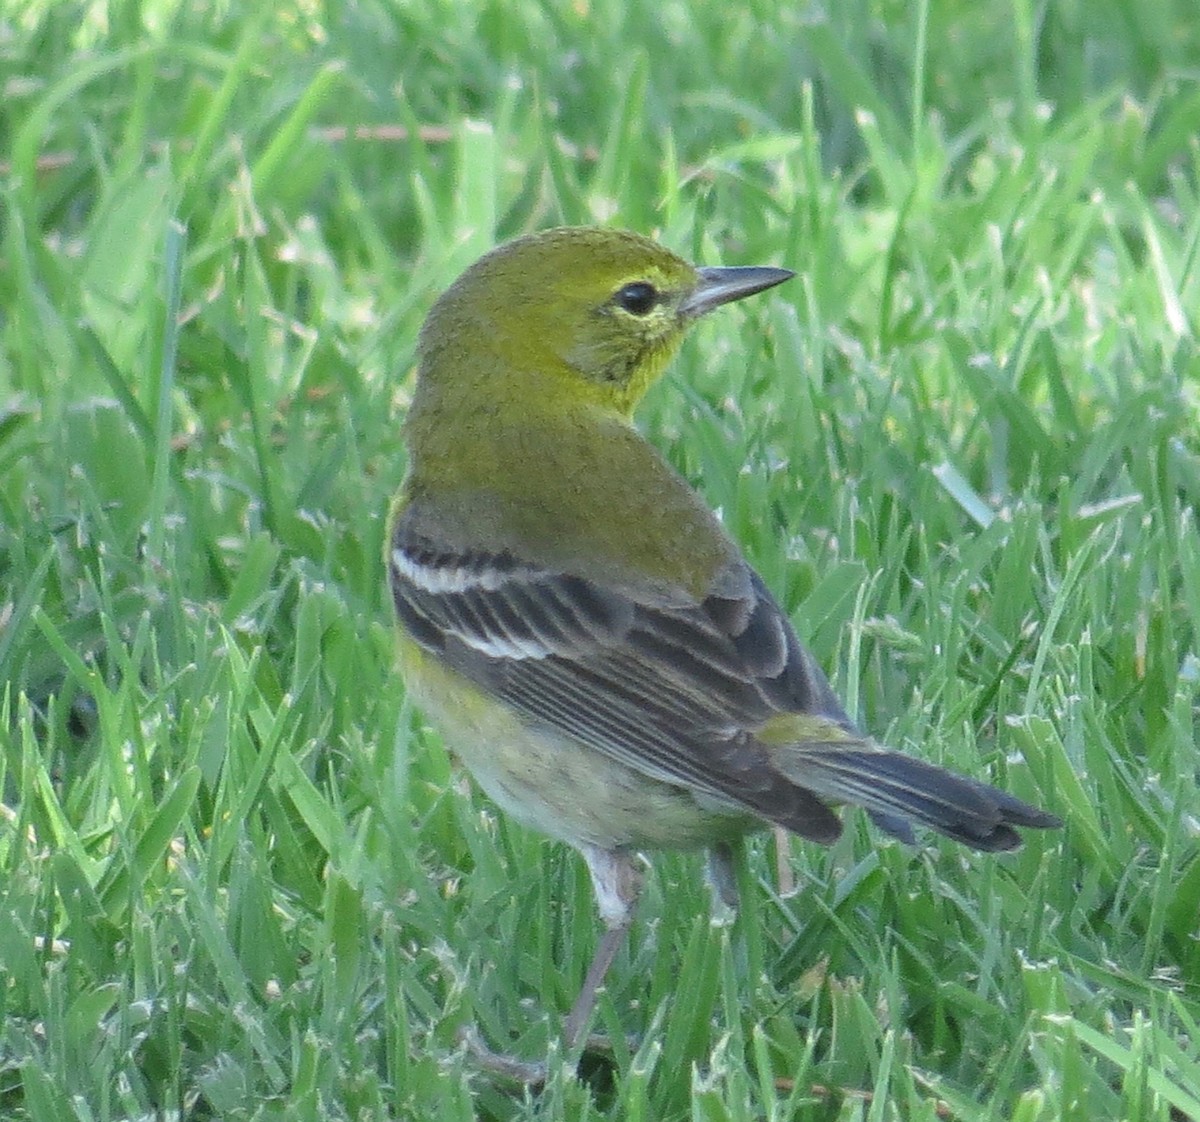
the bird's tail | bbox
[771,741,1061,851]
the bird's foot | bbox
[459,1026,549,1085]
[459,1024,637,1085]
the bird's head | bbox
[418,227,793,416]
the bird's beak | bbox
[680,265,795,318]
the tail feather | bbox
[771,743,1061,852]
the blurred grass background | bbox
[1,0,1198,1118]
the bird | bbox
[386,225,1061,1058]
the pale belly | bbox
[399,637,757,852]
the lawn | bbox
[2,1,1199,1118]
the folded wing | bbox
[390,514,1059,850]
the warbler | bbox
[388,226,1060,1052]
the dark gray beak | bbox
[680,265,794,318]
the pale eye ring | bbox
[614,281,659,316]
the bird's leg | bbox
[563,844,642,1049]
[463,844,639,1080]
[562,924,629,1049]
[704,841,741,923]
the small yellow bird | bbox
[388,226,1060,1051]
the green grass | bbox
[2,0,1199,1118]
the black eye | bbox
[614,281,659,316]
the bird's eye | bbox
[614,282,659,316]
